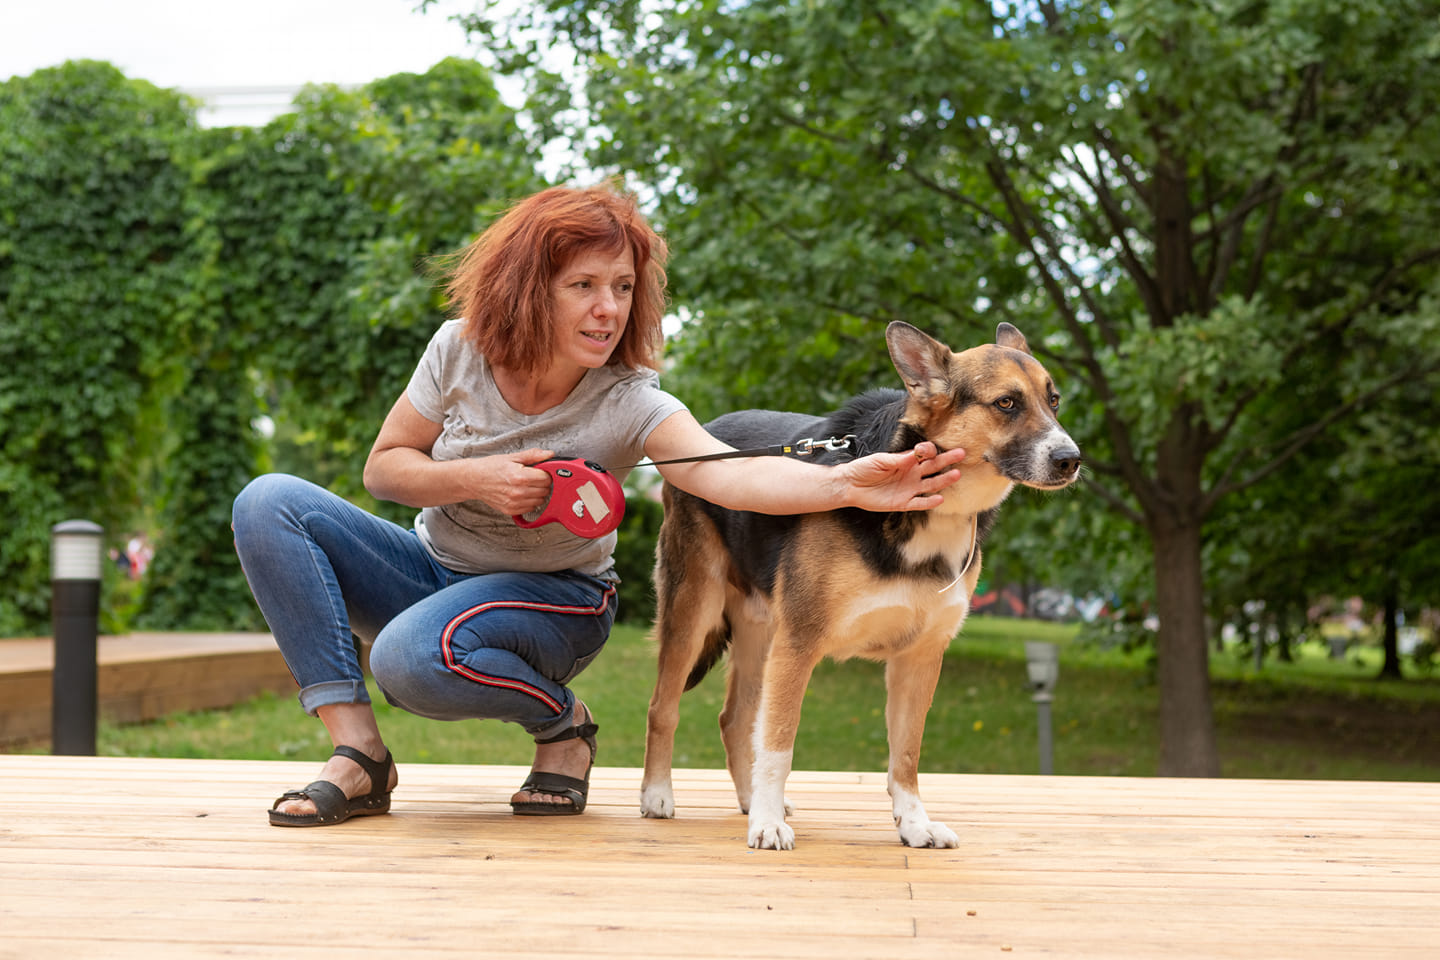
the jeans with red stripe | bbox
[232,474,615,741]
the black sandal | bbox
[511,711,599,817]
[268,745,394,827]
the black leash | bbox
[626,435,858,469]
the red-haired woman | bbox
[232,182,964,826]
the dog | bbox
[639,321,1081,849]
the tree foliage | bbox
[2,57,549,635]
[471,0,1440,774]
[0,61,193,633]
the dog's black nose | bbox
[1052,447,1082,476]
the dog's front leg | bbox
[885,642,959,848]
[746,639,817,850]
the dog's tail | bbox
[684,619,732,691]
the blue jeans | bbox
[231,474,615,741]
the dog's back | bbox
[685,391,908,590]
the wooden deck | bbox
[3,756,1436,958]
[0,632,294,746]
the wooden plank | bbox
[2,756,1438,959]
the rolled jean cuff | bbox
[297,678,371,716]
[529,702,576,742]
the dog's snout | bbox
[1052,446,1082,477]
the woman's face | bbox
[549,244,635,373]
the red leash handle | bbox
[512,459,627,539]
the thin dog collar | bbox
[937,513,980,595]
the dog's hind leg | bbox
[640,493,728,820]
[884,639,959,848]
[642,605,724,818]
[640,624,709,818]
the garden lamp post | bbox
[51,519,103,756]
[1024,641,1059,775]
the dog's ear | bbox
[996,322,1032,355]
[887,321,953,401]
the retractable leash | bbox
[512,460,627,539]
[512,436,858,539]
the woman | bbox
[232,182,965,826]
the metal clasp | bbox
[793,435,856,456]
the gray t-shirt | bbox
[405,319,688,578]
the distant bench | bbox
[0,632,295,747]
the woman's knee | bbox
[232,473,307,532]
[369,629,445,718]
[367,633,400,691]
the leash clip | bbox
[793,435,856,456]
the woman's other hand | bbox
[838,442,966,512]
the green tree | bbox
[1,57,549,636]
[265,59,548,510]
[1205,368,1440,678]
[135,114,376,629]
[144,58,549,627]
[471,0,1440,774]
[0,61,193,633]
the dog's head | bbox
[886,321,1082,497]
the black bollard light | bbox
[1024,641,1060,776]
[51,520,104,755]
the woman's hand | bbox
[467,449,556,516]
[366,394,561,511]
[837,442,966,511]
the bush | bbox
[611,493,663,626]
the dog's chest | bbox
[899,509,976,576]
[826,511,976,659]
[826,577,971,661]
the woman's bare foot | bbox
[511,702,596,810]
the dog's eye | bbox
[994,397,1016,411]
[1049,393,1060,410]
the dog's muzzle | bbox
[1051,444,1082,480]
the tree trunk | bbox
[1151,516,1222,776]
[1276,602,1295,664]
[1377,576,1403,681]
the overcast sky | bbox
[0,0,485,125]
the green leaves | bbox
[1,61,192,632]
[1097,296,1291,454]
[2,57,549,635]
[475,0,1440,735]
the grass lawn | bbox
[27,616,1440,783]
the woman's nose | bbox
[594,286,617,315]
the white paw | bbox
[898,818,959,849]
[639,784,675,819]
[747,818,796,850]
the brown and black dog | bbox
[639,321,1081,849]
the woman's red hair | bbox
[445,182,669,375]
